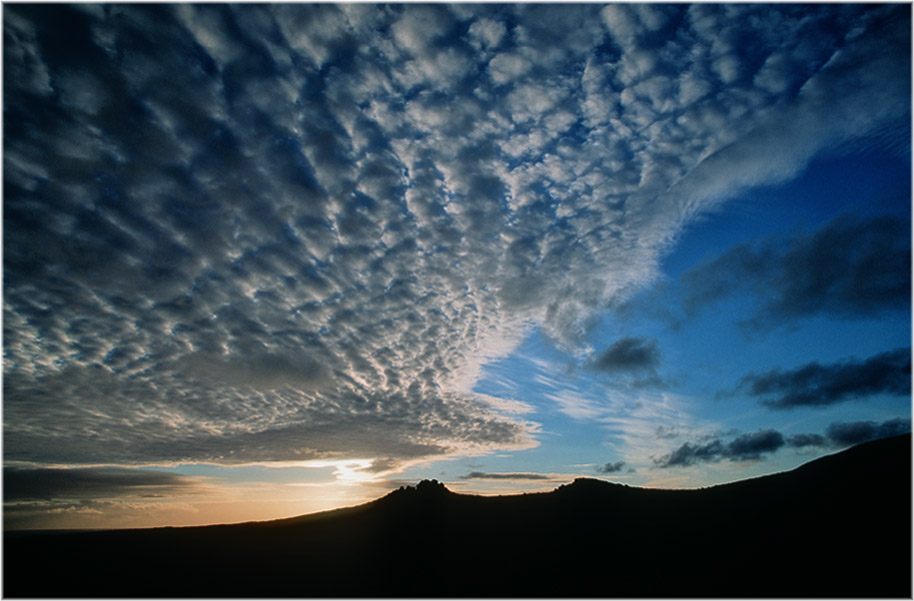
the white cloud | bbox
[468,17,506,51]
[3,10,54,98]
[712,54,741,85]
[4,4,908,475]
[507,83,566,122]
[488,52,533,85]
[275,4,352,69]
[175,4,241,68]
[391,5,451,56]
[601,5,640,48]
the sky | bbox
[3,3,911,530]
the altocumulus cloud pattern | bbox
[4,5,910,473]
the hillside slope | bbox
[5,434,910,597]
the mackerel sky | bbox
[4,3,911,529]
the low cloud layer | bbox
[3,467,209,502]
[655,418,910,468]
[459,471,552,481]
[3,466,214,529]
[4,4,909,472]
[733,348,911,409]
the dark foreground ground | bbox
[4,434,911,597]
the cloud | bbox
[467,18,505,51]
[655,418,909,467]
[681,214,911,329]
[732,348,911,409]
[459,472,551,481]
[824,418,911,447]
[3,467,209,502]
[3,4,909,473]
[488,52,533,85]
[725,430,786,460]
[593,337,661,375]
[596,461,628,474]
[656,439,726,468]
[655,429,785,467]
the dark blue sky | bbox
[4,3,910,529]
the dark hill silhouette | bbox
[5,434,911,597]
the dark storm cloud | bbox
[4,3,909,470]
[596,461,627,474]
[655,429,785,467]
[681,214,911,329]
[656,418,909,467]
[733,348,911,409]
[657,439,726,468]
[824,418,911,447]
[460,472,551,481]
[593,338,660,374]
[3,467,207,501]
[726,430,785,460]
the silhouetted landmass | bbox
[5,434,911,597]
